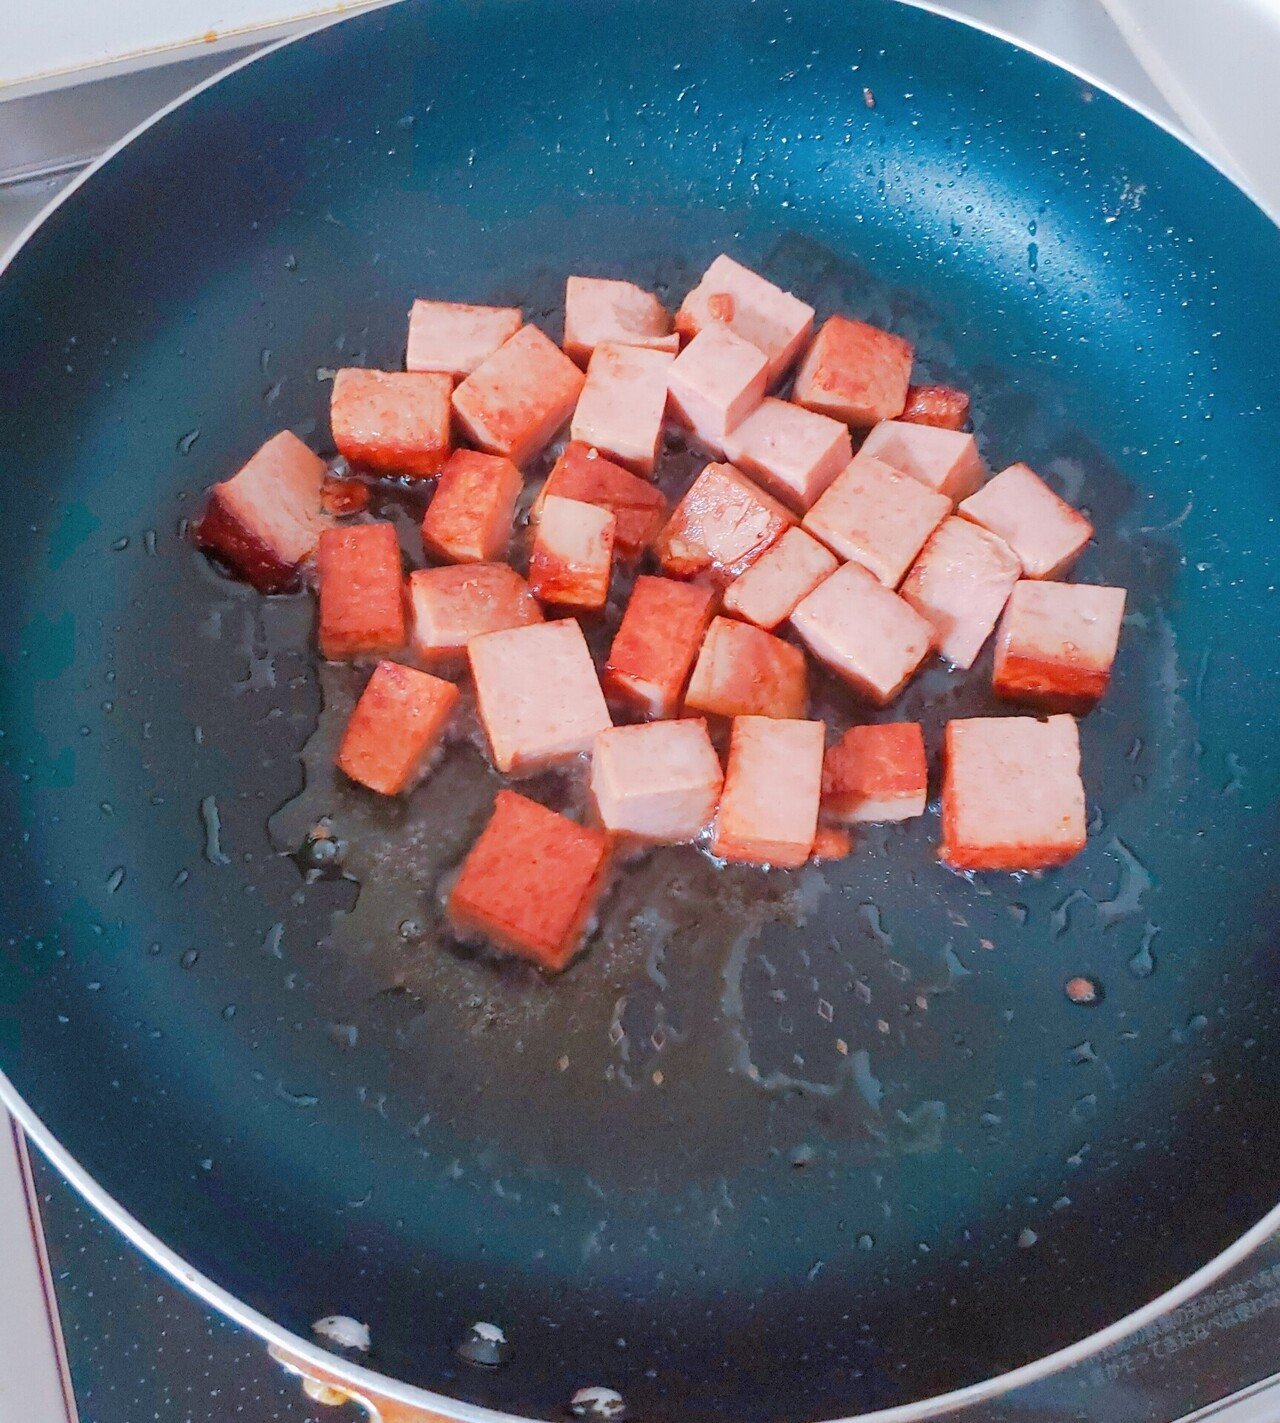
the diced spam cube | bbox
[722,526,838,630]
[528,495,617,612]
[675,254,815,383]
[684,616,808,720]
[468,620,611,773]
[330,368,452,478]
[655,462,793,584]
[711,717,825,868]
[822,722,927,823]
[562,276,677,366]
[859,420,986,502]
[421,449,522,565]
[604,576,717,718]
[792,316,913,428]
[336,660,460,795]
[590,720,723,843]
[405,300,522,378]
[803,453,951,587]
[721,398,852,512]
[452,325,585,465]
[941,715,1086,872]
[959,463,1093,578]
[570,342,674,476]
[316,523,406,661]
[810,825,854,861]
[535,443,667,562]
[666,325,768,453]
[900,516,1021,669]
[993,581,1127,711]
[320,477,371,517]
[448,789,610,971]
[901,384,971,431]
[193,431,333,592]
[791,561,933,705]
[407,563,543,668]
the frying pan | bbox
[2,1,1279,1419]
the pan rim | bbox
[2,1,1277,1419]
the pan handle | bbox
[269,1344,455,1423]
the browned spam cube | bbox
[452,325,585,465]
[822,722,927,824]
[790,561,933,705]
[940,715,1086,872]
[810,825,854,862]
[528,495,617,612]
[535,443,667,562]
[675,254,815,383]
[193,431,333,593]
[570,342,674,476]
[666,325,769,454]
[792,316,913,428]
[993,581,1127,711]
[590,720,723,843]
[421,449,522,565]
[959,463,1093,578]
[336,660,460,795]
[405,300,522,378]
[721,397,852,512]
[468,619,612,774]
[562,276,677,366]
[803,453,951,588]
[448,789,610,972]
[685,616,808,720]
[711,716,825,868]
[604,576,717,719]
[655,462,793,585]
[330,368,453,478]
[900,516,1022,670]
[722,526,839,631]
[901,384,971,431]
[407,563,542,669]
[316,523,406,661]
[859,420,987,502]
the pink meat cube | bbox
[405,300,522,378]
[316,523,406,662]
[822,722,927,824]
[570,342,674,476]
[792,316,913,428]
[655,462,793,584]
[790,561,933,705]
[407,563,543,669]
[590,720,723,843]
[720,397,853,512]
[562,276,677,366]
[193,430,332,593]
[528,495,617,612]
[452,325,585,466]
[859,420,987,502]
[902,384,970,431]
[684,616,808,720]
[722,526,838,630]
[676,254,815,383]
[993,581,1127,711]
[467,619,612,774]
[941,714,1086,872]
[803,453,951,587]
[604,576,717,719]
[900,516,1022,669]
[959,463,1093,578]
[666,325,768,454]
[330,368,452,478]
[421,449,522,565]
[810,826,854,862]
[710,716,825,868]
[336,660,460,795]
[535,443,667,562]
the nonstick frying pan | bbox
[2,2,1279,1419]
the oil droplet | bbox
[1027,242,1039,271]
[105,866,125,893]
[143,529,157,555]
[570,1387,625,1421]
[1065,976,1102,1005]
[284,254,298,271]
[111,536,129,551]
[1069,1040,1097,1064]
[1071,1093,1098,1123]
[456,1321,509,1368]
[311,1316,370,1351]
[177,429,200,455]
[180,949,199,970]
[199,795,231,865]
[221,1004,236,1020]
[1018,1227,1038,1248]
[857,1233,875,1251]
